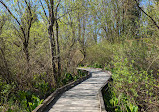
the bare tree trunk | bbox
[78,13,81,41]
[48,24,57,82]
[56,20,61,79]
[115,2,120,41]
[23,42,30,72]
[79,16,86,65]
[39,0,57,84]
[122,8,125,35]
[46,0,59,84]
[66,21,75,72]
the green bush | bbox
[62,73,73,84]
[105,45,159,112]
[32,72,51,98]
[28,95,43,111]
[77,70,86,77]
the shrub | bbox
[105,43,159,112]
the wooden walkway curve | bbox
[44,68,111,112]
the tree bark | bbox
[48,24,57,82]
[56,20,61,79]
[23,42,30,71]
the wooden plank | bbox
[33,70,91,112]
[44,68,111,112]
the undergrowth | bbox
[0,70,87,112]
[86,40,159,112]
[103,42,159,112]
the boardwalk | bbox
[45,68,110,112]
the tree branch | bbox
[0,0,26,37]
[39,0,49,22]
[135,0,159,30]
[55,0,61,15]
[57,10,71,20]
[50,0,55,26]
[24,0,33,43]
[0,0,21,26]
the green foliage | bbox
[0,88,43,112]
[89,63,102,68]
[104,42,159,112]
[28,95,43,112]
[11,91,43,112]
[78,63,85,67]
[0,80,14,103]
[126,104,138,112]
[0,74,47,112]
[62,73,73,84]
[77,70,86,77]
[104,85,138,112]
[62,70,87,84]
[33,72,50,97]
[73,75,80,81]
[16,91,29,109]
[6,109,14,112]
[0,0,159,111]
